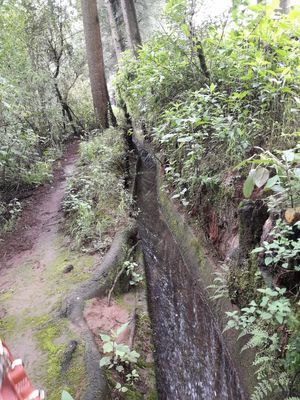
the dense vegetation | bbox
[63,128,129,252]
[0,0,299,399]
[0,0,91,232]
[115,1,300,399]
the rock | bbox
[61,340,78,373]
[63,264,74,273]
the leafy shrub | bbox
[253,219,300,272]
[0,198,22,234]
[100,323,140,394]
[115,3,300,399]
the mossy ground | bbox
[0,244,93,397]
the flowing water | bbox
[135,144,247,400]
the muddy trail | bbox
[0,142,78,268]
[0,143,136,399]
[0,142,90,388]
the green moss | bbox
[44,246,94,297]
[0,315,17,337]
[34,318,86,400]
[36,322,64,385]
[51,342,86,400]
[124,388,143,399]
[147,388,158,400]
[228,253,263,308]
[0,290,13,302]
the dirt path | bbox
[0,143,112,398]
[0,140,154,399]
[0,142,78,266]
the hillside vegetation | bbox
[115,2,300,399]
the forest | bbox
[0,0,299,399]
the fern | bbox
[240,328,271,352]
[251,380,273,400]
[284,398,300,400]
[208,263,229,300]
[225,286,299,400]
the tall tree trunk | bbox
[119,0,141,54]
[279,0,289,14]
[81,0,110,129]
[105,0,124,62]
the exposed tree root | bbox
[60,222,137,400]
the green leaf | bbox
[265,175,279,189]
[252,166,269,188]
[265,257,273,266]
[100,334,111,342]
[180,23,190,37]
[116,322,129,337]
[99,356,111,367]
[243,173,255,198]
[282,150,295,163]
[259,311,272,320]
[61,391,74,400]
[177,136,193,143]
[103,342,114,353]
[252,247,264,254]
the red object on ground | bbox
[0,341,45,400]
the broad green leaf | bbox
[99,356,111,367]
[252,166,269,188]
[177,136,193,143]
[100,334,111,342]
[103,342,113,353]
[293,168,300,179]
[252,247,264,254]
[180,23,190,37]
[265,175,279,189]
[264,257,273,266]
[243,174,255,198]
[259,312,272,320]
[115,344,130,355]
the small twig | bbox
[107,241,140,306]
[129,307,137,350]
[107,263,127,307]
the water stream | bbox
[134,144,247,400]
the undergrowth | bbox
[115,1,299,209]
[115,0,300,398]
[63,128,130,252]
